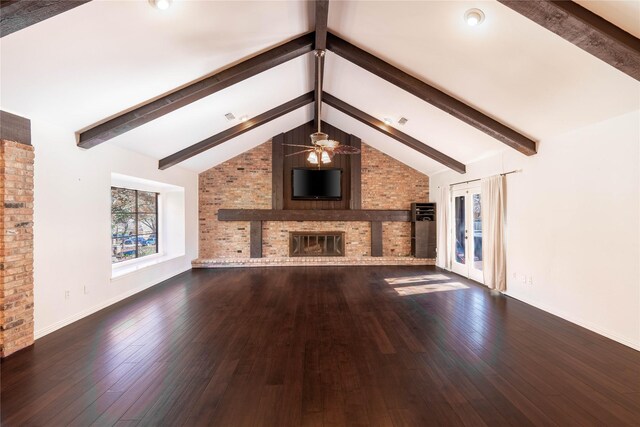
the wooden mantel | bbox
[217,209,411,222]
[217,209,412,258]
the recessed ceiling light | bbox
[383,118,393,126]
[464,8,485,26]
[149,0,172,11]
[239,115,249,122]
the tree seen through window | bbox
[111,187,158,263]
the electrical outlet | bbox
[64,290,70,300]
[528,276,533,285]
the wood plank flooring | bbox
[1,266,639,426]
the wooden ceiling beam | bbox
[158,91,314,170]
[498,0,640,81]
[314,0,329,50]
[79,32,315,149]
[0,111,31,145]
[326,32,537,156]
[0,0,92,38]
[323,92,466,174]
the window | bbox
[111,187,158,263]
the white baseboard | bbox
[504,291,640,351]
[34,266,191,340]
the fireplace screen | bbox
[289,232,345,257]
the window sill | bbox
[111,253,185,280]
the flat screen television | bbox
[292,168,342,200]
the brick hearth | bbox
[192,257,435,268]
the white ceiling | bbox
[575,0,640,38]
[1,0,639,175]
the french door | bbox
[451,186,484,283]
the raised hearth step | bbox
[192,257,435,268]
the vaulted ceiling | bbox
[1,1,638,175]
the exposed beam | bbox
[326,32,537,156]
[218,209,411,222]
[323,92,466,174]
[158,91,314,170]
[1,0,91,38]
[79,32,315,149]
[0,110,31,145]
[314,0,329,50]
[498,0,640,81]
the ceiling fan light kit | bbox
[282,48,362,168]
[307,151,319,164]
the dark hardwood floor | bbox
[2,266,639,426]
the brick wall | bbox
[361,143,429,209]
[361,144,430,257]
[0,140,35,357]
[199,142,272,259]
[198,140,429,259]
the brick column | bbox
[0,139,35,357]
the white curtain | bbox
[481,175,507,291]
[435,186,451,270]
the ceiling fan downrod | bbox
[312,49,328,142]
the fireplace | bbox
[289,232,345,257]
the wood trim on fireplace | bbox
[218,209,411,222]
[370,221,383,257]
[250,221,262,258]
[349,134,362,209]
[272,133,284,210]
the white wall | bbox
[32,119,199,338]
[430,111,640,350]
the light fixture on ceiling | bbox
[320,150,332,164]
[309,50,336,165]
[224,113,235,121]
[383,118,393,126]
[239,115,249,122]
[281,50,361,166]
[464,8,485,26]
[149,0,172,11]
[398,117,408,126]
[307,151,319,164]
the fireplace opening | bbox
[289,232,345,257]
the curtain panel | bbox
[435,186,451,270]
[481,175,507,291]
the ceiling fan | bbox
[284,50,361,166]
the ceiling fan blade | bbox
[333,145,361,154]
[283,143,314,148]
[285,149,314,157]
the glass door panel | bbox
[455,195,465,264]
[451,191,467,277]
[469,191,483,283]
[451,186,484,283]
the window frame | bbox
[111,186,159,264]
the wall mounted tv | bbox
[292,168,342,200]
